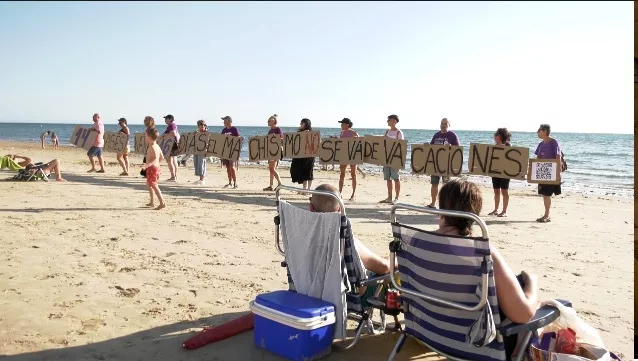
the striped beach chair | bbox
[387,203,570,361]
[274,185,398,350]
[13,163,49,182]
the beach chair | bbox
[13,163,49,182]
[273,185,400,351]
[386,203,571,361]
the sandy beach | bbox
[0,141,633,360]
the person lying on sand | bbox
[3,154,67,182]
[2,154,33,168]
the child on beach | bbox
[50,132,60,150]
[116,118,130,176]
[488,127,512,217]
[193,120,208,185]
[40,131,50,149]
[263,114,283,191]
[379,114,403,204]
[141,128,166,210]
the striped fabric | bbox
[392,223,506,361]
[286,216,368,314]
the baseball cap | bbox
[388,114,399,122]
[338,118,353,126]
[221,116,233,122]
[163,114,174,121]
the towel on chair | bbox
[279,200,348,339]
[0,156,25,171]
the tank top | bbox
[340,129,357,138]
[385,129,403,140]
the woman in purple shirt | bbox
[488,128,512,217]
[221,116,240,188]
[263,114,283,191]
[534,124,563,223]
[427,118,461,208]
[163,114,180,182]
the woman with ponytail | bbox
[263,114,283,191]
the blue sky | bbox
[0,1,632,133]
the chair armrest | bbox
[358,271,398,287]
[498,299,572,337]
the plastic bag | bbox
[539,300,606,349]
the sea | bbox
[0,123,633,197]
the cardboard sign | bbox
[134,133,148,155]
[206,133,242,161]
[527,158,561,185]
[282,131,321,159]
[468,143,529,180]
[103,131,129,153]
[157,134,176,158]
[177,132,210,156]
[69,125,98,151]
[318,138,364,165]
[363,136,407,170]
[248,134,282,162]
[411,144,463,176]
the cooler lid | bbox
[254,290,335,319]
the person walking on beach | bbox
[162,114,180,182]
[221,116,240,188]
[51,132,60,150]
[290,118,315,193]
[379,114,403,204]
[40,131,50,149]
[193,120,209,185]
[534,124,563,223]
[116,118,131,176]
[263,114,283,191]
[426,117,460,208]
[337,118,365,201]
[141,128,166,210]
[488,127,512,217]
[140,116,155,178]
[87,113,105,173]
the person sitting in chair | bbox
[4,154,66,182]
[436,178,538,357]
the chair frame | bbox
[387,203,569,361]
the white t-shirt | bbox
[385,129,404,140]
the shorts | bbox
[430,176,450,185]
[221,159,235,168]
[87,146,103,157]
[383,166,400,181]
[168,143,179,157]
[491,177,510,189]
[193,155,207,177]
[146,165,160,186]
[538,184,561,197]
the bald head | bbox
[310,184,341,213]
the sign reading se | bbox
[318,138,364,165]
[468,143,529,180]
[248,134,282,162]
[363,136,407,170]
[103,132,129,153]
[410,144,463,176]
[70,125,98,151]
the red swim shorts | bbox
[146,165,160,186]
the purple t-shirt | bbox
[430,131,460,146]
[164,121,179,143]
[534,139,561,160]
[268,127,283,137]
[222,126,239,136]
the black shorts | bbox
[491,177,510,189]
[538,184,561,197]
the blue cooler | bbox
[250,290,336,361]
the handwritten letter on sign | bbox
[527,159,561,185]
[318,138,364,165]
[248,134,282,162]
[411,144,463,176]
[70,125,98,151]
[177,132,210,156]
[468,143,529,180]
[206,134,242,161]
[363,136,407,170]
[282,131,321,159]
[157,135,176,158]
[134,133,148,155]
[103,131,129,153]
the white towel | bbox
[279,200,347,339]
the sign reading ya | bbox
[410,144,463,176]
[103,132,129,153]
[177,132,210,156]
[205,133,242,161]
[70,125,98,151]
[468,143,529,180]
[363,136,407,170]
[318,138,364,165]
[282,131,321,159]
[248,134,282,162]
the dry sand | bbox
[0,141,633,361]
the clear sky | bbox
[0,1,632,133]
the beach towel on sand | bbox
[279,200,348,339]
[0,156,25,171]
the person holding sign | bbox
[488,128,512,217]
[290,118,315,193]
[337,118,365,201]
[263,114,283,191]
[163,114,180,182]
[140,116,155,178]
[379,115,403,204]
[141,128,167,210]
[193,120,209,185]
[426,118,460,208]
[87,113,105,174]
[221,116,240,188]
[116,118,131,176]
[534,124,563,223]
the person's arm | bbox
[397,130,404,140]
[353,131,360,137]
[452,133,460,146]
[553,140,562,161]
[430,135,436,144]
[491,246,537,323]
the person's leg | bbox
[354,237,391,275]
[226,163,232,185]
[117,153,126,174]
[123,153,129,174]
[338,164,347,194]
[41,160,65,181]
[428,176,440,207]
[543,196,551,219]
[386,180,393,200]
[490,188,500,215]
[41,138,45,149]
[97,148,105,172]
[166,156,176,180]
[147,184,155,207]
[268,160,275,187]
[500,188,509,216]
[230,164,237,185]
[380,167,392,202]
[151,183,166,209]
[172,156,179,179]
[201,156,206,181]
[394,177,401,202]
[357,166,366,179]
[349,164,357,200]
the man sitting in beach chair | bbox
[275,183,398,351]
[2,154,66,182]
[387,179,570,361]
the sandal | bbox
[378,198,392,204]
[497,213,508,218]
[263,186,274,191]
[487,210,498,216]
[426,204,436,209]
[536,217,551,223]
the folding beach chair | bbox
[13,163,49,182]
[386,203,571,361]
[274,185,400,350]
